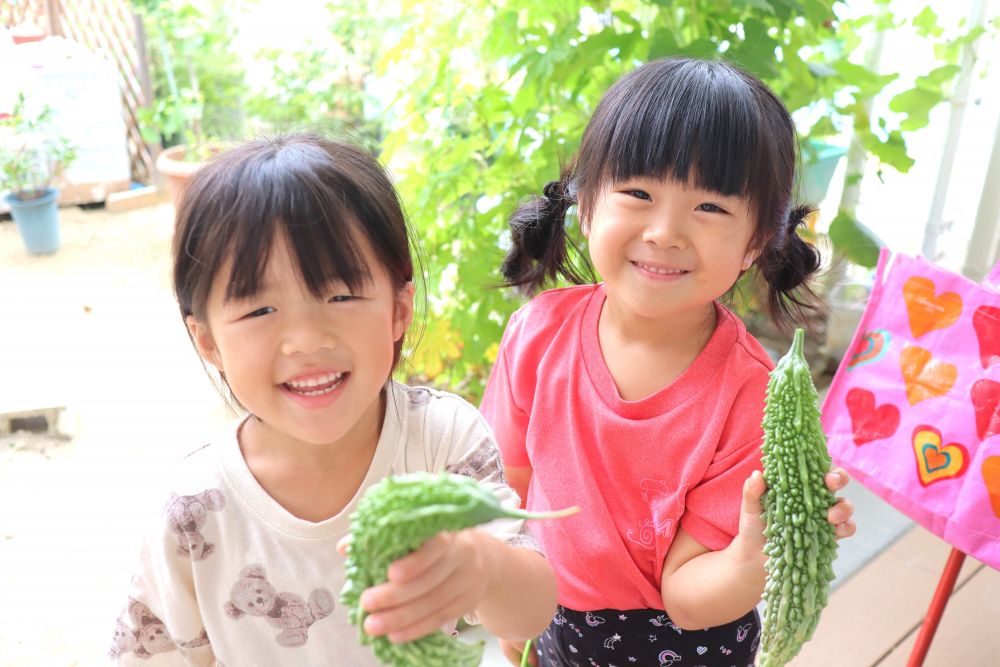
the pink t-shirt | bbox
[481,284,774,611]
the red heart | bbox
[971,379,1000,441]
[973,306,1000,369]
[846,387,901,445]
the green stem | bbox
[521,638,533,667]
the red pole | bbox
[906,547,967,667]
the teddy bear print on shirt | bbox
[165,489,225,560]
[109,597,210,659]
[224,564,335,647]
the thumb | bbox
[741,470,766,517]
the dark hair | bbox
[502,57,821,327]
[172,134,416,404]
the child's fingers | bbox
[336,534,351,556]
[824,467,850,491]
[828,496,856,539]
[741,470,766,515]
[362,533,460,613]
[365,582,469,642]
[833,520,857,539]
[385,533,450,583]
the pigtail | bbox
[756,204,823,329]
[500,173,594,296]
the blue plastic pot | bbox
[4,188,61,254]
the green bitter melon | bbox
[758,328,838,667]
[340,471,575,667]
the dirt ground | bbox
[0,203,231,665]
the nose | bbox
[641,207,686,249]
[280,311,337,357]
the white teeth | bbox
[635,261,685,275]
[286,372,345,389]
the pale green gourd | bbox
[340,471,576,667]
[758,329,838,667]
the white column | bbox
[921,0,990,260]
[961,113,1000,281]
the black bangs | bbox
[174,136,413,318]
[220,141,371,303]
[575,58,795,224]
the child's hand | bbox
[825,467,856,539]
[736,470,769,559]
[358,529,494,643]
[737,466,857,550]
[500,638,538,666]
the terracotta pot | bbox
[155,145,209,206]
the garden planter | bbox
[155,144,209,206]
[4,188,60,254]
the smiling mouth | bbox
[632,260,688,276]
[282,372,348,396]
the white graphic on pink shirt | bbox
[626,479,674,547]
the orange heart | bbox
[984,456,1000,519]
[902,276,963,338]
[900,346,957,405]
[912,426,968,486]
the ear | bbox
[741,249,757,272]
[186,315,223,371]
[392,281,416,342]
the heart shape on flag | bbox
[900,346,957,405]
[973,306,1000,369]
[912,426,968,486]
[971,379,1000,442]
[903,276,962,338]
[845,387,900,445]
[983,456,1000,519]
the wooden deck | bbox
[790,525,1000,667]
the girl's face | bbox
[584,176,756,321]
[187,232,413,449]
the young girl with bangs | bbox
[481,58,857,666]
[109,134,557,665]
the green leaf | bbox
[828,211,882,268]
[912,6,943,38]
[888,87,943,132]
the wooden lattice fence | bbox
[2,0,156,185]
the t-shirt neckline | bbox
[217,382,403,538]
[579,284,738,417]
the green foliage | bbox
[133,0,245,157]
[828,211,881,268]
[242,0,392,151]
[759,329,838,667]
[0,93,77,200]
[379,0,974,398]
[339,472,575,666]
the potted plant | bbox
[134,0,244,204]
[1,92,76,255]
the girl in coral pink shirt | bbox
[481,57,856,666]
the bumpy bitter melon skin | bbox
[758,329,838,667]
[340,471,574,667]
